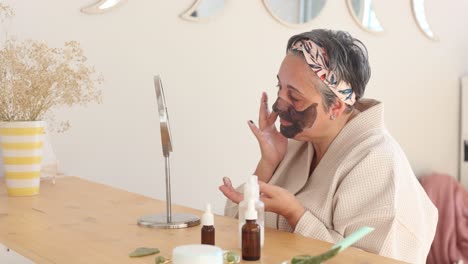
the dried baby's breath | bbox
[0,3,103,132]
[0,3,14,22]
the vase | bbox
[0,121,45,196]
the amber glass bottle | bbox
[242,200,260,261]
[201,204,215,245]
[201,225,215,245]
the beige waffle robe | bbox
[225,99,438,264]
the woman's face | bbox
[273,53,332,140]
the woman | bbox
[219,29,438,263]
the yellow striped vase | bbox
[0,121,44,196]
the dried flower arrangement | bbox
[0,3,14,21]
[0,3,103,132]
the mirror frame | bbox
[346,0,384,34]
[81,0,127,14]
[411,0,438,41]
[180,0,230,22]
[262,0,327,28]
[154,75,173,158]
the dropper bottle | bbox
[201,203,215,245]
[242,199,261,261]
[238,175,265,248]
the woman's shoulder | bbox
[337,129,407,176]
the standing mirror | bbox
[263,0,326,27]
[412,0,437,40]
[181,0,227,22]
[347,0,384,33]
[137,76,200,229]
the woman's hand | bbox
[249,92,288,182]
[219,177,305,229]
[219,177,243,204]
[258,181,305,229]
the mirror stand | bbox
[138,155,200,228]
[137,76,200,229]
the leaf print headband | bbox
[291,39,356,106]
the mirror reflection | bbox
[347,0,384,32]
[81,0,126,14]
[263,0,326,26]
[181,0,226,21]
[412,0,436,39]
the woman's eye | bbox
[276,84,300,103]
[288,92,300,102]
[290,96,299,102]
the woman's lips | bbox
[279,118,292,126]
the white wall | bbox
[461,77,468,187]
[2,0,468,214]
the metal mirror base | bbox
[137,213,201,229]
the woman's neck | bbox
[312,109,360,164]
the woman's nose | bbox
[274,96,292,111]
[277,87,294,105]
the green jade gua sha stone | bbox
[290,226,375,264]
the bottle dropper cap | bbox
[244,175,259,202]
[245,199,257,220]
[201,203,214,226]
[249,175,259,200]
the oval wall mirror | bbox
[347,0,384,33]
[263,0,326,27]
[412,0,437,40]
[180,0,226,22]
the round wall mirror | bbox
[263,0,326,27]
[181,0,226,22]
[412,0,437,40]
[81,0,126,14]
[347,0,384,33]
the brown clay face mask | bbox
[272,97,318,138]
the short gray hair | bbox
[287,29,371,112]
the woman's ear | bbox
[330,99,347,119]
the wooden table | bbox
[0,177,405,264]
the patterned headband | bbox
[291,39,356,106]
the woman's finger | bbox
[266,111,278,126]
[259,183,293,215]
[258,92,270,128]
[247,120,265,145]
[259,196,274,212]
[258,181,280,198]
[223,176,233,188]
[219,177,243,204]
